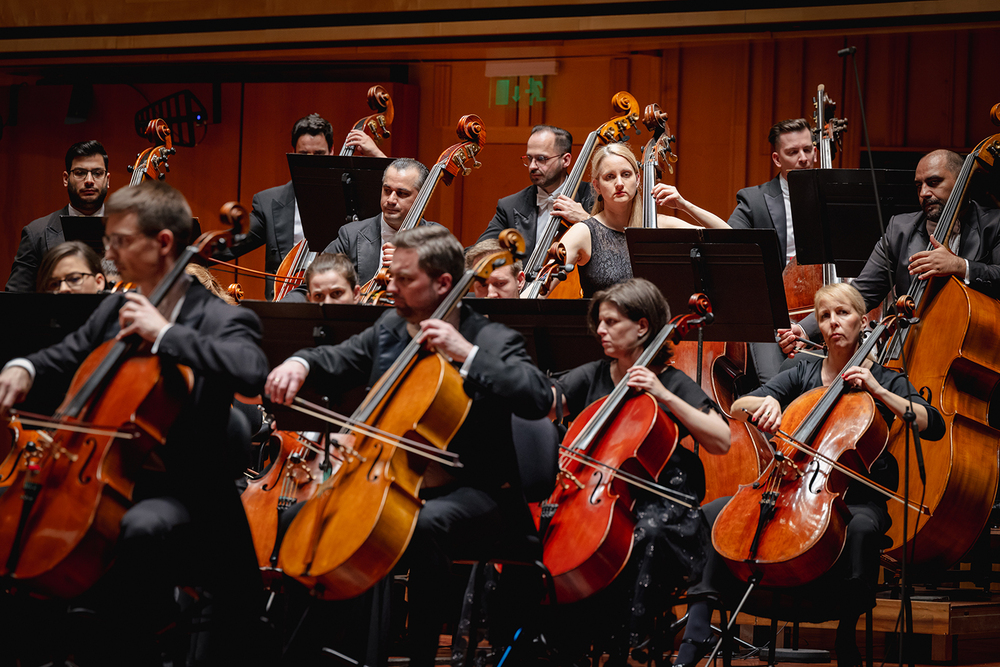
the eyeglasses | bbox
[46,272,95,292]
[521,154,567,168]
[69,168,108,180]
[103,231,146,251]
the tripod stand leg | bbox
[705,576,758,666]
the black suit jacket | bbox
[226,182,296,300]
[728,175,789,261]
[477,182,594,261]
[25,281,269,501]
[294,306,552,491]
[6,206,71,293]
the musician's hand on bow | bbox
[418,319,474,363]
[265,360,309,406]
[908,236,966,281]
[752,396,783,434]
[776,323,806,356]
[117,292,169,343]
[625,365,670,403]
[551,195,589,223]
[344,129,387,158]
[0,366,32,418]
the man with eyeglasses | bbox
[476,125,592,260]
[6,140,110,292]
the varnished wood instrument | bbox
[127,119,175,185]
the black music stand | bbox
[788,168,921,277]
[625,228,790,342]
[287,154,394,251]
[241,301,390,431]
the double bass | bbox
[881,107,1000,572]
[127,118,176,185]
[357,114,486,305]
[274,86,395,301]
[521,91,641,300]
[537,294,712,603]
[0,205,247,597]
[278,231,525,600]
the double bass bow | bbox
[277,230,525,600]
[273,87,395,301]
[537,294,713,604]
[521,91,641,300]
[357,114,486,305]
[0,204,248,598]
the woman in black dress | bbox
[552,278,730,661]
[678,282,944,667]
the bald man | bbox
[780,149,1000,352]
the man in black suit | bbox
[6,140,110,292]
[227,113,387,299]
[0,181,268,666]
[476,124,592,261]
[779,149,1000,353]
[266,224,552,667]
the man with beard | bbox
[476,125,592,261]
[6,140,110,292]
[778,149,1000,353]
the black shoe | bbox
[672,635,716,667]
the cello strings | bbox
[555,446,696,508]
[287,400,462,468]
[771,430,930,515]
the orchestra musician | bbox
[678,283,944,667]
[0,181,269,666]
[264,224,553,667]
[464,238,525,298]
[476,125,593,260]
[36,240,107,293]
[224,113,386,300]
[7,140,111,293]
[548,278,729,661]
[780,149,1000,355]
[303,252,361,304]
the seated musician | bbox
[0,181,269,666]
[550,278,729,661]
[186,263,238,304]
[304,252,361,304]
[464,238,525,298]
[780,149,1000,355]
[678,283,944,667]
[557,144,723,298]
[265,225,553,667]
[36,240,107,293]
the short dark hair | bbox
[394,225,465,288]
[464,238,523,275]
[65,140,108,172]
[305,253,359,290]
[384,158,429,190]
[36,240,104,292]
[530,125,573,154]
[588,278,673,361]
[768,118,812,148]
[105,181,193,259]
[291,113,334,151]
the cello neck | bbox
[642,155,659,229]
[395,163,445,234]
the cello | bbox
[537,294,713,603]
[127,118,176,185]
[881,107,1000,572]
[0,204,248,598]
[273,86,395,301]
[521,91,641,300]
[357,114,486,305]
[277,231,525,600]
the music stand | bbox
[625,228,790,342]
[287,154,394,251]
[788,169,921,277]
[241,301,390,431]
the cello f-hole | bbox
[589,471,605,505]
[919,386,932,403]
[77,437,98,484]
[366,443,384,482]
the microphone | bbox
[838,46,857,57]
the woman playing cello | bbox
[549,278,729,661]
[678,283,944,667]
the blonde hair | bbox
[186,264,237,305]
[813,283,866,320]
[589,143,643,229]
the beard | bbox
[68,181,109,212]
[923,197,945,222]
